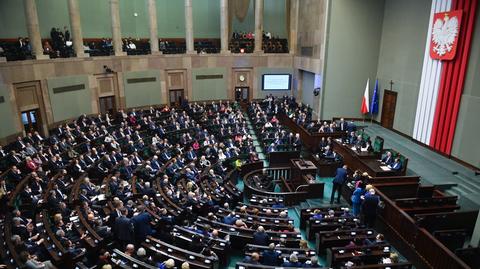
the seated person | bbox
[388,157,402,171]
[364,233,385,246]
[381,151,394,165]
[355,135,366,148]
[266,143,276,153]
[304,256,321,268]
[362,139,373,152]
[281,253,302,267]
[262,243,280,266]
[382,252,399,264]
[253,226,269,246]
[323,146,334,158]
[346,131,357,144]
[242,252,260,265]
[312,209,323,220]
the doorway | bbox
[13,81,48,136]
[21,109,41,134]
[235,87,249,102]
[381,90,397,129]
[169,89,184,106]
[99,96,116,115]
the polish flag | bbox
[361,79,370,114]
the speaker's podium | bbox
[286,158,323,198]
[291,159,317,181]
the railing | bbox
[266,166,291,180]
[243,167,308,206]
[414,228,470,269]
[375,187,471,269]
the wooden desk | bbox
[309,155,342,177]
[277,113,346,151]
[290,159,317,181]
[332,140,399,177]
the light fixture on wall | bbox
[103,65,114,74]
[313,87,321,96]
[240,48,245,53]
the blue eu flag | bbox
[370,79,379,115]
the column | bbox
[289,0,299,54]
[220,0,229,53]
[184,0,195,54]
[148,0,161,54]
[110,0,125,56]
[254,0,264,53]
[67,0,88,57]
[23,0,49,59]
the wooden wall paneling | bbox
[167,69,188,101]
[232,68,253,101]
[94,73,120,113]
[12,81,49,136]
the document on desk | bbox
[360,148,368,152]
[380,166,391,171]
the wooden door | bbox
[13,81,48,136]
[169,89,184,106]
[99,96,116,115]
[234,87,249,102]
[381,90,397,129]
[95,74,120,111]
[21,109,41,134]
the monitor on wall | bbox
[262,74,292,91]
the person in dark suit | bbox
[281,253,302,267]
[8,151,22,166]
[266,143,276,153]
[337,118,348,132]
[346,131,357,145]
[381,151,394,165]
[252,226,269,246]
[223,212,237,225]
[262,243,280,266]
[141,182,155,197]
[323,146,334,158]
[131,205,153,244]
[114,207,133,248]
[362,188,380,228]
[303,256,320,268]
[331,165,348,204]
[388,158,402,171]
[242,252,261,265]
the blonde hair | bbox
[365,184,374,191]
[181,262,190,269]
[299,239,308,249]
[164,259,175,268]
[390,252,399,263]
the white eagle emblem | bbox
[432,14,459,56]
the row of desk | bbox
[278,113,405,177]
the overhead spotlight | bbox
[452,171,458,175]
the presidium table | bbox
[331,139,401,177]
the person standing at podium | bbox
[331,165,348,204]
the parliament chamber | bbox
[0,0,480,269]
